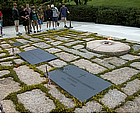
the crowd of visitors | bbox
[0,2,70,37]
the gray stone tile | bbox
[33,42,50,49]
[72,44,85,50]
[0,61,13,66]
[101,67,139,85]
[23,46,37,51]
[14,59,24,65]
[0,70,10,77]
[37,64,53,73]
[48,59,67,68]
[74,101,103,113]
[103,57,127,66]
[100,89,127,109]
[1,44,11,49]
[55,52,79,62]
[121,79,140,96]
[1,100,18,113]
[0,56,16,61]
[14,65,45,85]
[130,62,140,70]
[116,96,140,113]
[6,48,21,55]
[120,54,140,61]
[132,44,140,51]
[50,41,62,46]
[92,58,115,69]
[0,77,21,101]
[16,39,32,44]
[46,85,75,108]
[72,59,107,74]
[45,48,61,53]
[0,53,6,57]
[29,38,42,42]
[17,89,55,113]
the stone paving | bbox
[0,29,140,113]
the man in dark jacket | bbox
[12,3,22,36]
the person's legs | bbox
[35,20,39,32]
[32,20,36,33]
[0,20,2,36]
[14,20,19,33]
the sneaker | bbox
[64,25,68,28]
[16,33,22,36]
[37,30,40,32]
[34,31,36,33]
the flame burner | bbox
[86,40,131,56]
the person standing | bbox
[25,4,32,32]
[30,6,39,33]
[37,6,44,31]
[12,3,22,36]
[60,3,69,28]
[20,6,30,34]
[0,9,3,37]
[51,4,59,30]
[45,5,52,30]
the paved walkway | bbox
[1,21,140,42]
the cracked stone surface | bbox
[101,67,139,85]
[48,59,67,68]
[130,62,140,70]
[0,77,21,101]
[116,96,140,113]
[55,52,79,62]
[17,89,56,113]
[100,89,127,109]
[72,59,107,74]
[121,79,140,96]
[1,100,18,113]
[103,57,127,66]
[46,85,75,108]
[37,64,53,73]
[0,70,10,77]
[14,65,45,85]
[120,54,140,61]
[74,101,103,113]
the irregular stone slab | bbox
[1,44,11,49]
[6,48,21,55]
[45,48,61,53]
[72,59,106,74]
[16,39,32,44]
[17,89,55,113]
[72,44,84,50]
[14,65,45,85]
[0,77,21,101]
[45,85,75,108]
[121,79,140,96]
[0,48,2,51]
[103,57,127,67]
[92,58,115,69]
[0,70,10,77]
[100,89,127,109]
[0,61,13,66]
[23,46,37,51]
[55,52,79,62]
[13,42,23,47]
[33,42,50,49]
[14,59,24,65]
[132,44,140,51]
[48,59,67,68]
[1,100,18,113]
[0,56,16,61]
[120,54,140,61]
[74,101,103,113]
[29,38,42,42]
[101,67,139,85]
[130,62,140,70]
[83,38,94,41]
[50,41,62,46]
[86,40,130,56]
[0,53,6,57]
[64,40,84,46]
[37,64,53,73]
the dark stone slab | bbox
[18,48,57,64]
[13,42,23,47]
[49,65,111,102]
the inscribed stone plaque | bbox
[18,48,57,64]
[49,65,111,102]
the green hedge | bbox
[68,5,140,27]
